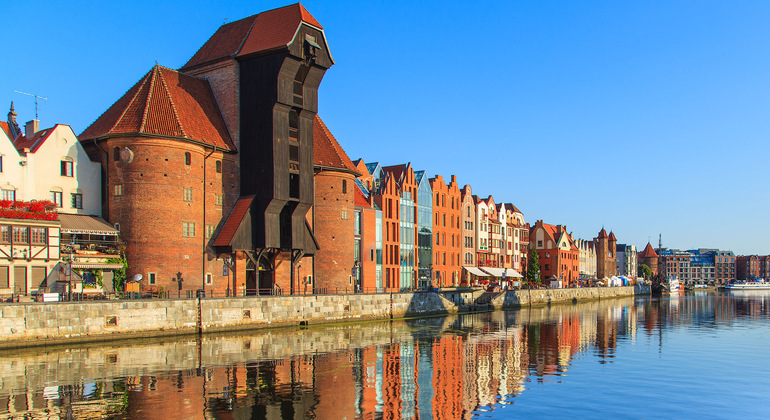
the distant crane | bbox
[13,90,47,120]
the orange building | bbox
[638,242,659,276]
[429,174,461,287]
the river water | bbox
[0,291,768,419]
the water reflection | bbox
[1,291,768,419]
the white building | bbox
[616,244,637,278]
[1,104,101,215]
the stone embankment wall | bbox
[0,286,645,348]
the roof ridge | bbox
[234,14,259,57]
[139,66,158,133]
[113,69,152,135]
[156,67,188,138]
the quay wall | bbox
[0,286,645,348]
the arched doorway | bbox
[257,253,274,295]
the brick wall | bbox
[102,137,237,296]
[313,170,355,292]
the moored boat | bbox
[725,280,770,290]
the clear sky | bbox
[3,1,769,255]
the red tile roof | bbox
[213,196,255,247]
[80,65,235,151]
[0,121,12,140]
[639,243,659,258]
[183,3,323,69]
[313,115,358,173]
[382,164,407,183]
[597,228,608,239]
[354,187,370,208]
[13,125,60,153]
[608,231,617,241]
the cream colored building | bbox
[14,121,101,215]
[575,238,597,280]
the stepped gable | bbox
[182,3,325,70]
[639,243,659,258]
[313,115,358,173]
[79,65,235,151]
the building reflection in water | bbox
[0,291,768,419]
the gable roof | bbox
[608,231,617,241]
[597,228,608,239]
[182,3,327,70]
[354,187,371,208]
[13,125,61,153]
[313,115,358,173]
[80,65,235,151]
[382,163,407,184]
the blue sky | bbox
[3,1,769,254]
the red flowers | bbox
[0,200,59,221]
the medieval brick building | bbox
[80,4,354,296]
[595,228,618,280]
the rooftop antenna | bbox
[658,233,662,250]
[13,90,47,120]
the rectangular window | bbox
[61,161,73,177]
[1,190,15,201]
[50,191,63,207]
[0,155,2,172]
[215,194,224,206]
[30,227,47,245]
[71,193,83,209]
[182,222,196,237]
[206,224,214,239]
[12,227,28,243]
[183,187,193,202]
[341,210,348,220]
[0,226,8,243]
[206,273,213,285]
[0,266,7,288]
[148,272,157,285]
[114,184,123,196]
[355,211,362,235]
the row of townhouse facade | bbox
[351,162,530,291]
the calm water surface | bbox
[1,291,768,419]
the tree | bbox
[527,246,541,285]
[108,257,128,292]
[638,264,652,280]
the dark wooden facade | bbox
[238,25,333,255]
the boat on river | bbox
[725,280,770,290]
[667,277,680,293]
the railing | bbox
[0,282,642,303]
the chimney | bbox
[25,120,39,137]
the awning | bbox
[505,268,523,278]
[463,266,490,277]
[71,263,124,269]
[481,267,506,277]
[58,214,119,235]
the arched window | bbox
[113,147,120,162]
[215,160,222,173]
[185,152,191,166]
[342,179,347,194]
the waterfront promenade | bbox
[0,285,647,349]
